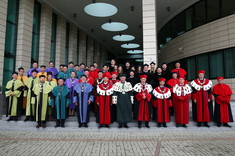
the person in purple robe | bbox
[27,61,40,77]
[74,75,94,128]
[45,61,58,78]
[64,71,78,116]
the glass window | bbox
[221,0,235,17]
[65,22,70,65]
[209,51,224,78]
[196,53,209,78]
[176,12,185,36]
[5,23,17,55]
[194,0,206,27]
[207,0,220,22]
[31,1,41,64]
[50,13,57,63]
[185,8,193,31]
[224,48,235,78]
[186,57,196,80]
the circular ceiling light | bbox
[113,34,135,41]
[127,50,143,54]
[102,22,128,31]
[121,43,140,49]
[135,59,143,62]
[84,3,118,17]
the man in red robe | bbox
[173,77,192,128]
[78,69,94,85]
[111,71,120,84]
[171,61,187,78]
[152,78,172,127]
[133,74,153,128]
[96,72,113,128]
[89,65,98,80]
[191,70,213,127]
[213,77,233,127]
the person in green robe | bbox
[50,78,70,128]
[5,72,24,121]
[33,75,52,128]
[113,74,133,128]
[46,72,57,120]
[57,65,70,80]
[24,70,40,121]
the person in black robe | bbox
[161,63,171,81]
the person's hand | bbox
[52,106,54,109]
[143,95,146,99]
[10,92,15,96]
[193,99,196,103]
[97,103,99,105]
[66,105,68,108]
[75,102,78,106]
[208,99,211,102]
[88,100,91,104]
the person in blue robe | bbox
[74,75,94,128]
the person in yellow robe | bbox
[33,75,52,128]
[5,72,24,121]
[17,67,28,114]
[46,72,57,120]
[24,70,39,121]
[37,65,47,79]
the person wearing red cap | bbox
[111,71,120,84]
[173,77,192,128]
[96,73,114,128]
[133,74,153,128]
[113,74,133,128]
[152,78,172,127]
[191,70,213,127]
[171,61,187,78]
[213,77,233,127]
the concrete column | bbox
[68,24,77,63]
[0,0,8,86]
[78,30,86,65]
[55,15,66,68]
[38,3,52,66]
[86,36,94,66]
[94,41,101,67]
[15,0,34,72]
[142,0,157,65]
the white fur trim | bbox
[97,85,114,96]
[113,82,132,92]
[133,83,153,93]
[173,84,192,96]
[191,80,213,91]
[153,88,171,99]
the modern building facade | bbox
[0,0,235,98]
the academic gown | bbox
[64,78,78,109]
[133,83,153,121]
[152,87,172,123]
[89,70,98,80]
[25,77,40,117]
[127,76,139,87]
[33,83,52,122]
[96,82,113,125]
[213,83,234,123]
[173,84,192,124]
[113,82,133,123]
[57,71,70,80]
[74,83,94,124]
[17,75,28,111]
[5,80,24,117]
[50,85,70,120]
[191,79,213,122]
[46,67,58,78]
[27,68,40,77]
[46,80,57,117]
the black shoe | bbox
[7,117,13,121]
[163,123,167,128]
[24,117,30,122]
[182,124,187,128]
[84,123,88,128]
[55,124,60,128]
[138,125,141,129]
[124,123,129,128]
[118,124,123,128]
[157,123,161,128]
[176,123,181,128]
[223,123,232,127]
[145,123,150,128]
[42,124,46,128]
[105,125,110,128]
[78,124,82,128]
[14,117,18,121]
[197,122,202,127]
[61,124,65,128]
[36,124,41,128]
[98,124,103,129]
[55,120,60,128]
[204,122,210,128]
[217,123,221,127]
